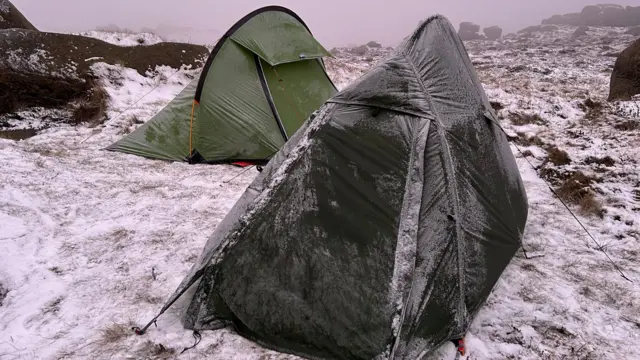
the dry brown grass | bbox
[134,340,177,359]
[579,97,605,122]
[578,194,605,218]
[71,80,109,126]
[546,146,571,166]
[490,101,504,112]
[513,132,545,147]
[510,112,546,126]
[556,171,605,218]
[614,120,639,131]
[97,320,139,346]
[584,156,616,167]
[118,114,144,135]
[99,323,130,345]
[42,296,63,315]
[0,282,7,306]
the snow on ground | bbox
[74,30,166,46]
[1,27,639,359]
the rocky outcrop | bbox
[0,29,209,118]
[483,26,502,40]
[348,44,368,55]
[608,38,640,101]
[518,25,558,33]
[0,0,37,30]
[458,22,486,40]
[542,4,640,27]
[366,41,381,48]
[625,26,640,36]
[542,13,582,26]
[572,25,589,37]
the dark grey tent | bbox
[136,14,528,359]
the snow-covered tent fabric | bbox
[137,14,529,359]
[106,6,337,164]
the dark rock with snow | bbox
[483,26,502,40]
[608,38,640,101]
[572,26,589,37]
[0,0,37,30]
[458,22,485,41]
[625,26,640,36]
[519,25,558,33]
[459,22,480,33]
[542,4,640,27]
[0,29,209,117]
[366,41,381,48]
[542,13,582,26]
[348,44,368,55]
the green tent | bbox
[106,6,337,165]
[134,14,528,359]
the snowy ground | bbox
[1,26,639,359]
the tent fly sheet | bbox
[106,6,337,165]
[135,14,528,360]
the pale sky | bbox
[11,0,640,47]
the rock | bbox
[458,22,485,41]
[348,44,368,55]
[572,25,589,37]
[625,26,640,36]
[0,29,209,118]
[0,0,37,30]
[483,26,502,40]
[608,38,640,101]
[459,22,480,33]
[542,13,583,26]
[542,4,640,27]
[581,5,606,25]
[518,25,558,33]
[366,41,381,48]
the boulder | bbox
[483,25,502,40]
[0,29,209,118]
[608,38,640,101]
[572,25,589,37]
[542,13,582,26]
[366,41,381,48]
[458,22,485,40]
[348,44,368,55]
[459,22,480,33]
[0,0,37,30]
[542,4,640,27]
[518,25,558,33]
[626,26,640,36]
[581,5,606,25]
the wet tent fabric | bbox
[105,79,197,161]
[140,14,528,360]
[106,6,336,164]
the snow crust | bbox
[1,26,639,359]
[74,30,166,46]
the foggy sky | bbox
[11,0,640,47]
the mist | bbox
[11,0,640,47]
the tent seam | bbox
[326,99,428,118]
[193,5,321,102]
[400,50,468,335]
[255,54,288,141]
[231,38,330,67]
[387,119,430,359]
